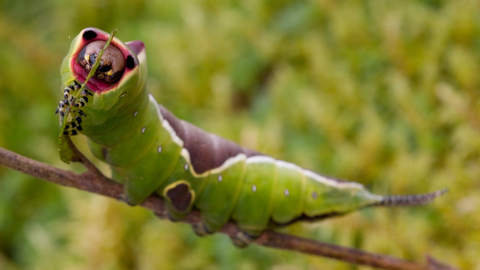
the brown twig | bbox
[0,145,458,270]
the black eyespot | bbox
[83,30,97,40]
[126,55,135,69]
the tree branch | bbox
[0,144,458,270]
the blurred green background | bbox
[0,0,478,269]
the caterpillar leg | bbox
[59,80,93,110]
[73,109,87,117]
[62,127,79,136]
[192,217,246,238]
[74,89,93,108]
[63,116,84,136]
[56,81,91,116]
[192,222,211,237]
[191,216,227,237]
[230,231,257,248]
[55,99,70,117]
[63,81,81,100]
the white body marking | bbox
[151,94,184,147]
[152,94,363,190]
[303,170,364,189]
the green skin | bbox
[58,28,444,242]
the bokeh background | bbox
[0,0,478,269]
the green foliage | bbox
[0,0,478,269]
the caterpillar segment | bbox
[58,28,447,247]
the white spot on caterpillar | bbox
[284,189,289,197]
[218,175,222,182]
[157,146,162,153]
[184,164,189,171]
[120,92,127,97]
[312,191,318,199]
[141,127,146,133]
[133,111,138,117]
[252,185,257,192]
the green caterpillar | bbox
[56,28,446,245]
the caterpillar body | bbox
[57,28,446,245]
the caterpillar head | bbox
[78,40,125,84]
[60,28,147,110]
